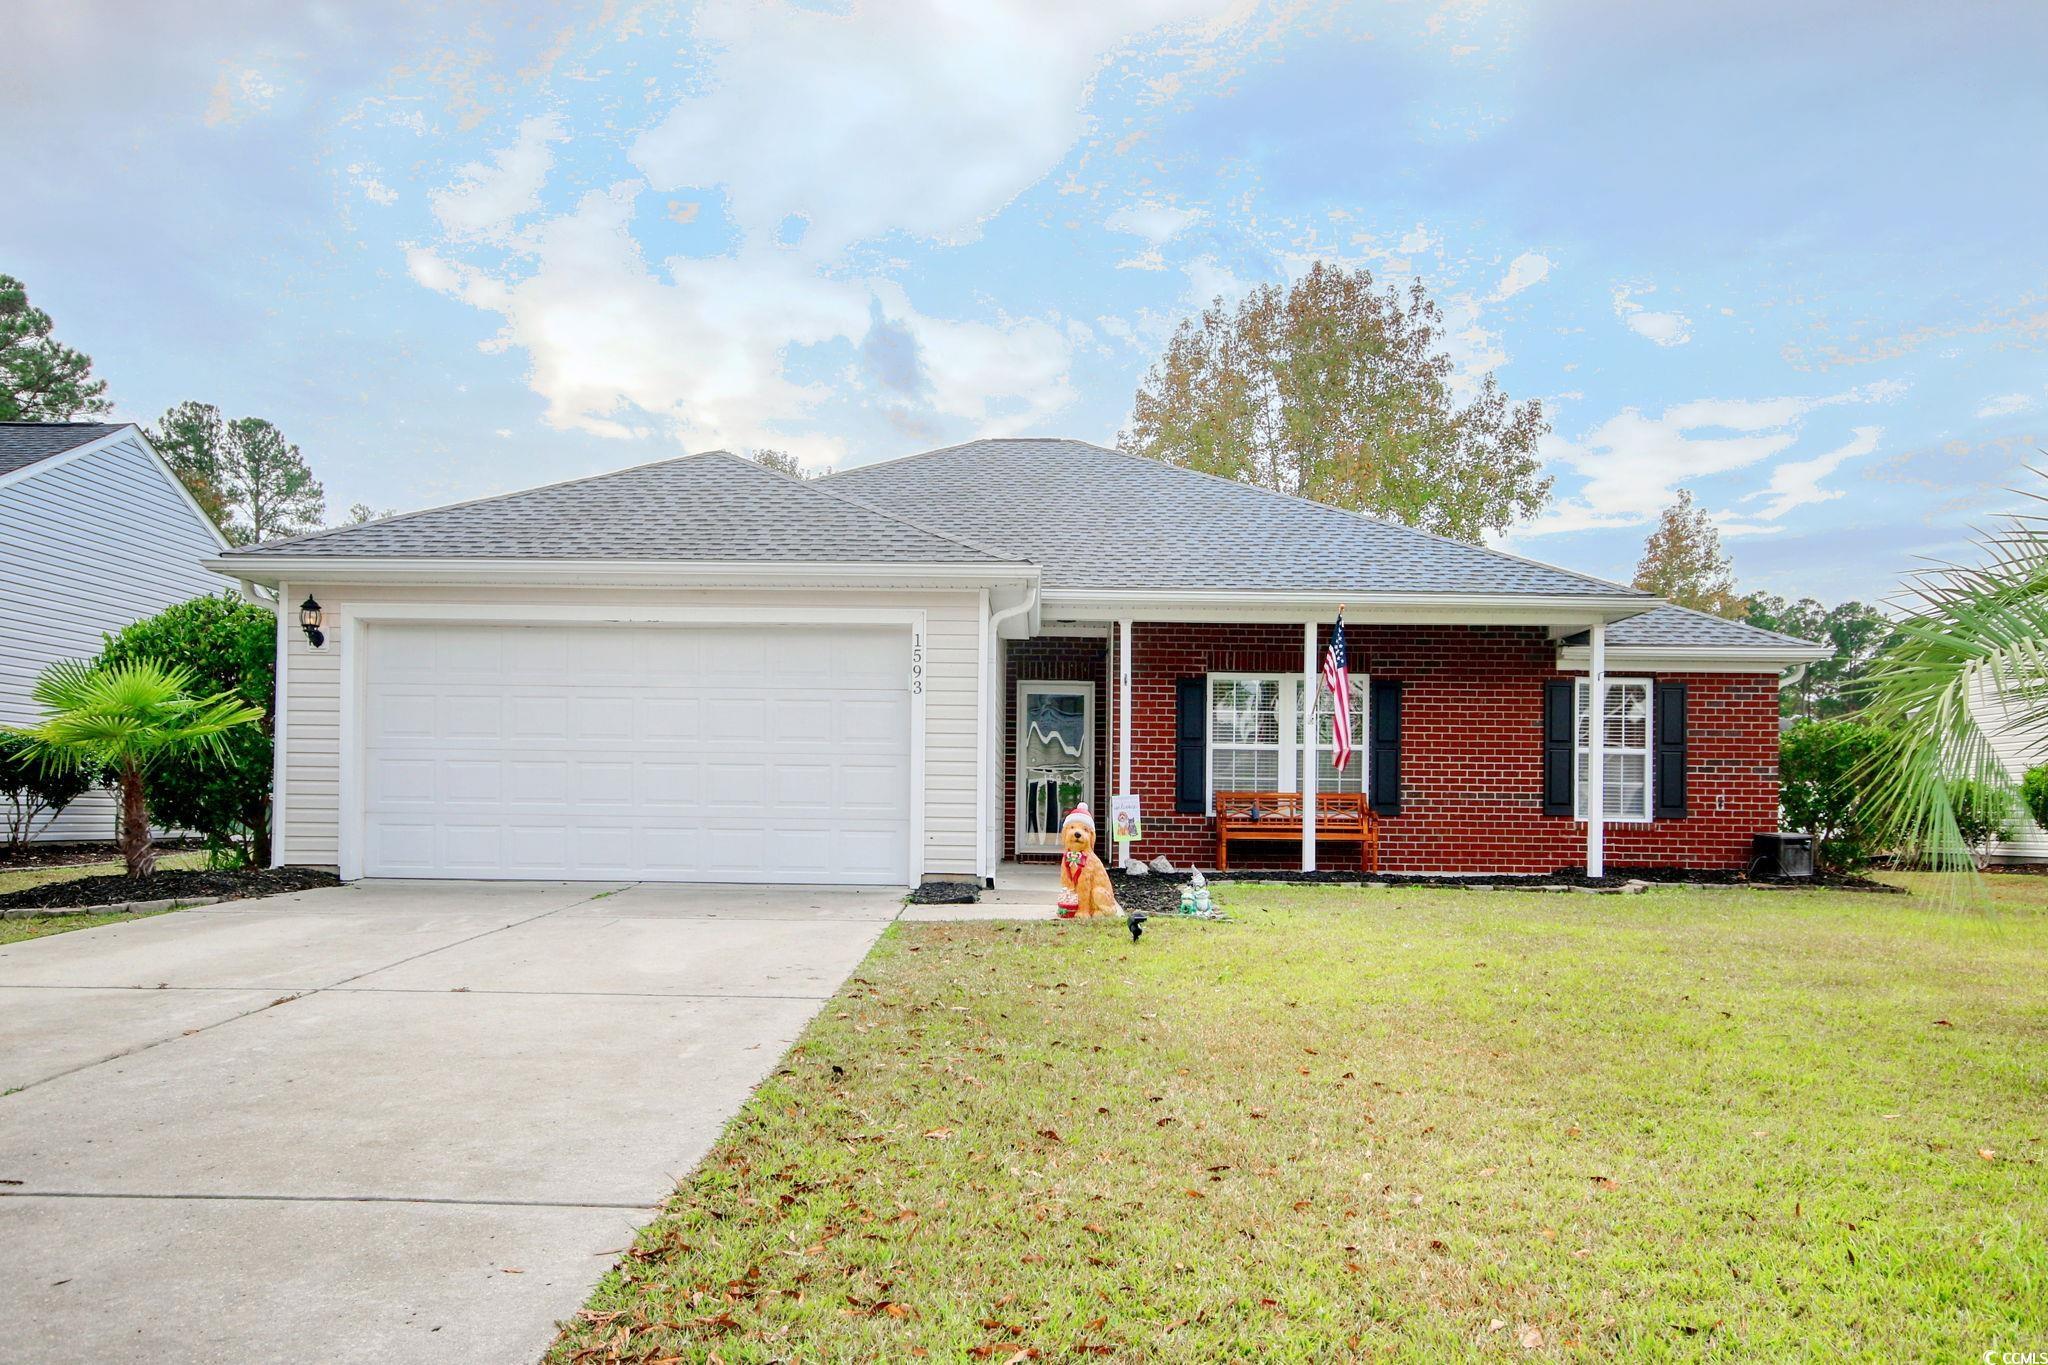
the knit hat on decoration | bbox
[1062,804,1096,833]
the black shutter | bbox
[1368,680,1403,816]
[1654,681,1688,819]
[1174,677,1207,814]
[1543,680,1575,817]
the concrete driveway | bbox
[0,879,903,1364]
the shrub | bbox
[1780,719,1891,871]
[2021,764,2048,833]
[0,730,96,852]
[96,593,274,866]
[1949,778,2019,866]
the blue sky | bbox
[9,1,2044,602]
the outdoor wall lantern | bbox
[299,595,325,648]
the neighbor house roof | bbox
[1561,604,1832,657]
[823,438,1647,600]
[0,422,131,479]
[221,452,1018,565]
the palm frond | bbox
[14,657,263,774]
[1855,476,2048,873]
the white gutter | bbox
[1779,663,1809,691]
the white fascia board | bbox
[1555,643,1833,673]
[1041,588,1657,626]
[206,555,1041,592]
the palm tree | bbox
[1857,493,2048,873]
[9,659,265,878]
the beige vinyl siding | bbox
[0,434,232,841]
[276,584,984,878]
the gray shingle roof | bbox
[823,438,1646,597]
[0,422,130,478]
[1565,604,1829,652]
[223,451,1014,564]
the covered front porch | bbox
[997,602,1669,880]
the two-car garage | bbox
[357,622,915,884]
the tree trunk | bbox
[119,761,155,879]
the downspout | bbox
[1778,663,1808,692]
[985,583,1039,887]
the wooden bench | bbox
[1213,790,1377,872]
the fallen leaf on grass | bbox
[1518,1323,1544,1350]
[1590,1175,1618,1189]
[1934,1019,1953,1028]
[1037,1128,1062,1143]
[1980,1148,1998,1161]
[923,1128,955,1140]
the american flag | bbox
[1323,611,1353,772]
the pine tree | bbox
[148,400,234,528]
[225,418,324,544]
[1634,489,1740,616]
[0,274,111,421]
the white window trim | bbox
[1205,672,1369,809]
[1575,676,1653,824]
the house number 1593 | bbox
[909,631,925,695]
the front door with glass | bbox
[1016,681,1094,852]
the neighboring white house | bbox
[1975,678,2048,864]
[0,422,236,842]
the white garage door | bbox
[360,622,913,884]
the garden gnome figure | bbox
[1057,804,1121,919]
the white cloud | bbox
[1976,391,2035,418]
[410,181,1075,453]
[1117,247,1168,272]
[1395,224,1437,255]
[1183,253,1252,308]
[399,2,1272,457]
[1612,284,1692,347]
[1738,425,1884,521]
[429,112,565,240]
[1106,202,1200,244]
[1522,387,1900,538]
[203,64,280,127]
[346,163,398,206]
[627,0,1244,257]
[1491,251,1551,301]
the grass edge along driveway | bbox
[552,878,2047,1361]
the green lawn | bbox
[0,907,175,945]
[554,878,2048,1362]
[0,850,207,897]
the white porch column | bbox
[1301,619,1318,872]
[1118,618,1133,868]
[1586,620,1606,878]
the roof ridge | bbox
[818,435,1015,484]
[234,448,728,553]
[1644,601,1830,650]
[836,437,1648,599]
[703,451,1026,563]
[1086,442,1650,598]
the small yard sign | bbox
[1111,794,1142,843]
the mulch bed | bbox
[1107,863,1901,908]
[0,866,341,913]
[0,838,205,870]
[907,880,983,905]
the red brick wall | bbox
[1043,621,1780,874]
[1003,636,1109,861]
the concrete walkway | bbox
[0,879,902,1364]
